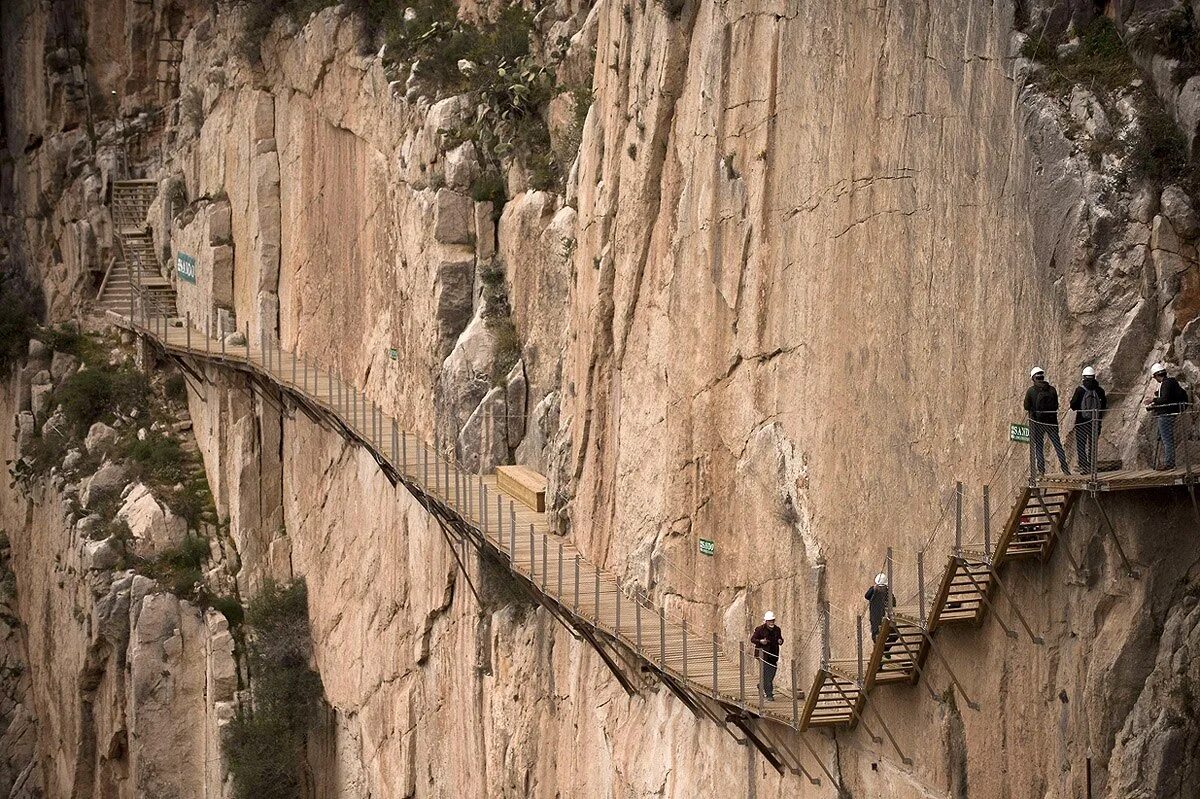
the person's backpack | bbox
[1080,386,1102,421]
[1033,385,1057,415]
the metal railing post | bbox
[391,420,398,464]
[659,613,666,668]
[528,524,535,577]
[292,349,297,385]
[205,313,210,354]
[186,312,191,350]
[635,597,642,651]
[791,660,800,726]
[821,601,831,668]
[574,555,580,610]
[221,323,226,355]
[886,548,894,621]
[403,431,408,478]
[739,642,746,701]
[243,323,249,361]
[1028,413,1037,486]
[954,481,963,556]
[594,564,601,623]
[423,440,429,487]
[557,541,563,597]
[508,499,515,556]
[856,613,864,684]
[1091,416,1100,482]
[712,633,718,696]
[918,550,926,626]
[481,485,489,536]
[433,434,440,495]
[614,579,621,634]
[681,619,689,681]
[983,484,992,559]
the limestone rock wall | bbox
[4,0,1200,797]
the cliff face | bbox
[3,0,1200,797]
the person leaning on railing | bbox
[1146,362,1190,470]
[1068,366,1107,473]
[1025,367,1070,475]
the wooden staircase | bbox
[95,180,176,317]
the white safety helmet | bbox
[1082,366,1095,377]
[1030,367,1045,379]
[1151,362,1167,376]
[764,611,776,621]
[874,573,888,587]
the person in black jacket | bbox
[1146,363,1190,469]
[1024,367,1070,475]
[864,573,895,641]
[750,612,783,701]
[1069,367,1107,472]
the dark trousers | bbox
[1158,415,1178,468]
[1074,421,1099,472]
[761,657,777,699]
[1033,422,1069,474]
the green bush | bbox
[224,579,324,799]
[1022,17,1137,95]
[125,431,188,485]
[164,373,188,404]
[57,367,151,433]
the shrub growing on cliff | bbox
[224,579,325,799]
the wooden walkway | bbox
[98,180,1193,785]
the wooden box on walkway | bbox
[497,465,548,513]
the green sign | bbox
[176,252,197,284]
[1009,423,1030,443]
[387,348,398,361]
[699,538,715,557]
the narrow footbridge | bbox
[101,181,1200,788]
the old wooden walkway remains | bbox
[102,180,1198,789]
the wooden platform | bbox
[497,465,548,512]
[1037,467,1199,491]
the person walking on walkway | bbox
[1025,367,1070,475]
[750,611,783,701]
[864,573,894,641]
[1069,366,1107,472]
[1146,362,1190,469]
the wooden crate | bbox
[497,465,548,513]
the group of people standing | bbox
[1024,362,1190,473]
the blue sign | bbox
[176,252,197,284]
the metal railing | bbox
[120,305,819,728]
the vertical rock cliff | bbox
[2,0,1200,797]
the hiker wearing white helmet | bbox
[864,573,895,641]
[1069,367,1107,472]
[750,611,784,700]
[1023,367,1070,475]
[1145,363,1190,469]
